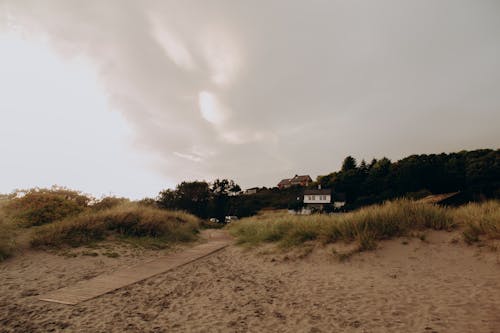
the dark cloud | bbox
[3,0,499,189]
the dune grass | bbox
[229,199,499,250]
[0,218,16,261]
[452,201,500,244]
[4,188,89,227]
[0,189,202,261]
[0,196,17,261]
[31,203,200,248]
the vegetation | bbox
[0,210,15,261]
[4,187,90,226]
[31,203,200,248]
[453,201,500,244]
[0,194,17,260]
[318,149,499,208]
[0,189,201,261]
[155,149,499,219]
[157,179,304,219]
[229,199,499,250]
[157,179,242,219]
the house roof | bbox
[278,179,291,186]
[291,175,312,182]
[304,189,331,195]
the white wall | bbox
[304,195,331,204]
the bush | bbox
[5,188,90,226]
[31,203,200,248]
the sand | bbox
[0,230,499,332]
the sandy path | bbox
[0,230,499,332]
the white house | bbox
[303,188,332,211]
[303,190,331,204]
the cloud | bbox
[1,0,499,192]
[149,13,196,71]
[198,91,226,126]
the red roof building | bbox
[277,175,312,189]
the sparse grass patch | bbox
[81,250,99,257]
[331,248,355,262]
[30,203,200,248]
[103,251,120,258]
[119,236,172,250]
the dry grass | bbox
[229,199,499,251]
[0,196,17,261]
[4,188,89,227]
[0,190,202,261]
[0,219,16,261]
[452,201,500,244]
[31,203,200,248]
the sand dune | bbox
[1,231,499,332]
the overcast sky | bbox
[1,0,499,199]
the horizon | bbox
[1,1,499,199]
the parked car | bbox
[209,217,219,223]
[224,215,238,224]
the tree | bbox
[157,181,210,218]
[210,179,240,195]
[341,156,357,172]
[359,159,368,174]
[157,189,177,210]
[209,179,241,220]
[176,181,210,217]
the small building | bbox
[243,187,259,195]
[278,175,313,189]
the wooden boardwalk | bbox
[39,232,231,305]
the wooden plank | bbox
[39,239,230,305]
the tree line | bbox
[155,149,499,218]
[318,148,499,208]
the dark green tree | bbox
[341,156,357,172]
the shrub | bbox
[5,187,90,226]
[31,203,200,248]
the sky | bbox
[0,0,499,199]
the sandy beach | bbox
[1,231,499,333]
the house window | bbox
[311,195,315,200]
